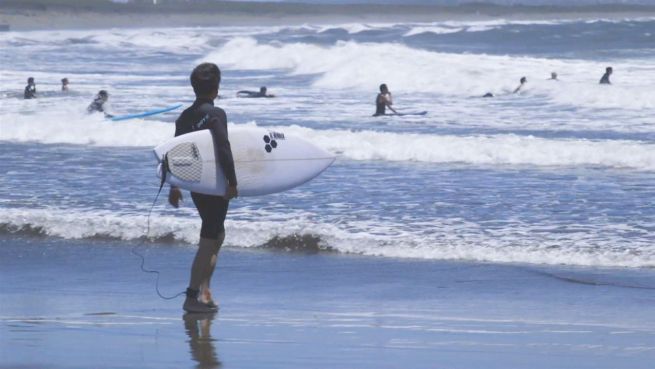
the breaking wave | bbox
[2,113,655,171]
[204,37,655,110]
[1,207,654,268]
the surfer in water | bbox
[513,77,527,94]
[549,72,558,81]
[24,77,36,99]
[61,78,69,92]
[236,86,275,98]
[373,83,397,116]
[599,66,613,84]
[87,90,113,118]
[168,62,238,313]
[481,76,526,98]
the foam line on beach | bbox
[2,207,654,268]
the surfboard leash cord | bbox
[132,155,186,300]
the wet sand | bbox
[2,235,654,368]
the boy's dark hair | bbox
[379,83,388,93]
[191,63,221,96]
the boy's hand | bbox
[168,187,183,208]
[226,185,238,200]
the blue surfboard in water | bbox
[110,104,182,121]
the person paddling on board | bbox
[24,77,36,99]
[87,90,113,118]
[481,76,528,98]
[373,83,397,116]
[599,66,612,85]
[168,62,238,313]
[513,77,527,94]
[236,86,275,98]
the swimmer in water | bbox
[373,83,397,116]
[236,86,275,98]
[482,76,527,98]
[599,66,612,84]
[24,77,36,99]
[61,78,69,92]
[549,72,558,81]
[513,77,527,94]
[87,90,113,118]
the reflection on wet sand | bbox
[183,313,221,369]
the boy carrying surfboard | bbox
[168,63,238,313]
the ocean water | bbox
[233,1,653,5]
[1,18,655,268]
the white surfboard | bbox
[153,127,335,196]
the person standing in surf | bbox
[373,83,397,116]
[599,66,613,84]
[24,77,36,99]
[168,62,238,313]
[87,90,113,118]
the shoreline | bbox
[2,235,655,368]
[1,1,655,31]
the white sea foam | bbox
[403,26,462,37]
[2,207,653,268]
[318,23,380,34]
[204,38,655,110]
[466,25,496,33]
[2,113,654,171]
[0,28,216,53]
[274,125,655,170]
[0,106,175,146]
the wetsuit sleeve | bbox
[174,118,182,137]
[210,110,238,186]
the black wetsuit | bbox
[87,97,109,115]
[599,73,611,85]
[24,84,36,99]
[373,93,387,116]
[174,98,237,239]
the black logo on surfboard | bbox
[263,132,284,153]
